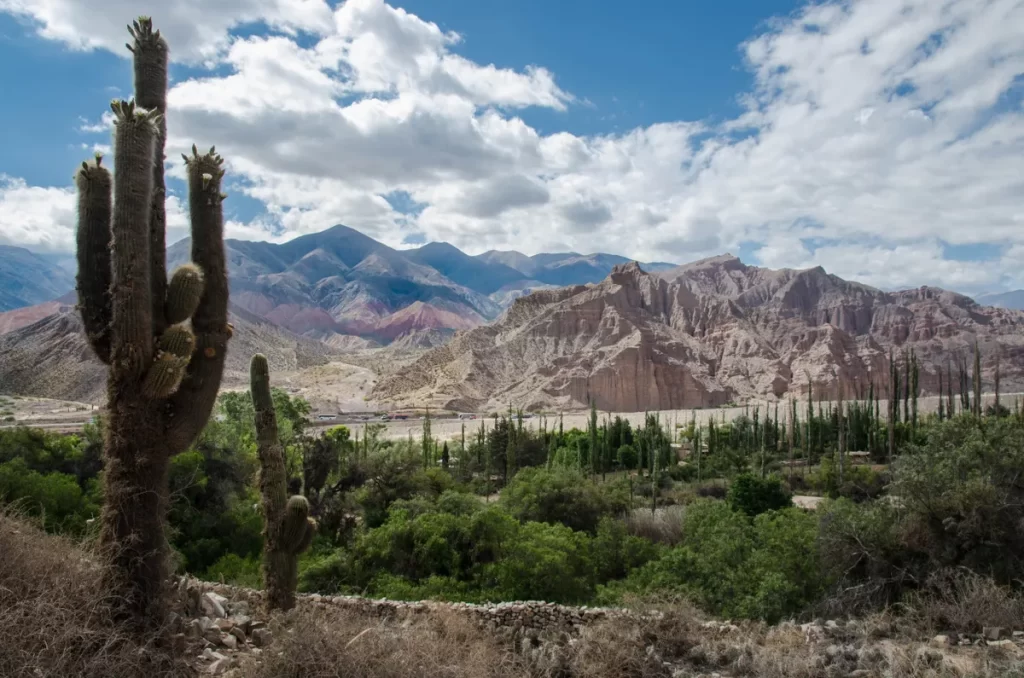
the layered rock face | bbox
[371,257,1024,412]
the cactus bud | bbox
[166,263,204,324]
[158,324,195,358]
[142,353,189,398]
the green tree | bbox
[728,473,793,517]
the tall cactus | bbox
[251,354,317,611]
[74,17,231,626]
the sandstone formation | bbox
[371,256,1024,412]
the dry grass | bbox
[4,511,1024,678]
[904,568,1024,634]
[624,505,686,545]
[0,509,191,678]
[250,605,528,678]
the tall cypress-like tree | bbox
[867,381,876,453]
[422,407,432,469]
[837,383,845,487]
[588,399,599,476]
[910,350,919,431]
[903,352,911,425]
[938,369,945,421]
[888,350,897,462]
[995,353,1002,413]
[973,343,983,417]
[806,374,814,461]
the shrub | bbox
[892,416,1024,583]
[203,553,262,588]
[489,520,595,603]
[727,474,792,516]
[816,498,916,614]
[600,500,824,622]
[0,458,100,534]
[808,457,887,501]
[906,568,1024,634]
[623,505,686,545]
[695,484,727,500]
[500,467,628,534]
[591,517,663,581]
[250,603,526,678]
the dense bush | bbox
[0,457,100,534]
[499,467,629,534]
[727,473,792,516]
[599,499,824,622]
[301,493,659,605]
[808,457,887,501]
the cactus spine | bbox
[74,17,231,627]
[251,354,317,611]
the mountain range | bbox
[0,246,75,312]
[975,290,1024,311]
[158,225,677,345]
[3,226,1021,341]
[372,256,1024,412]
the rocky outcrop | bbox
[372,257,1024,412]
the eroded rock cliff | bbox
[371,257,1024,412]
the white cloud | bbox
[0,176,76,252]
[0,175,190,253]
[0,0,334,64]
[3,0,1024,294]
[754,237,1005,291]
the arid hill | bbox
[0,246,75,312]
[0,304,342,403]
[371,256,1024,412]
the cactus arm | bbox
[128,17,171,337]
[292,518,316,554]
[74,156,114,364]
[142,324,194,398]
[166,149,230,452]
[281,495,313,552]
[251,354,287,528]
[108,100,158,378]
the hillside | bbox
[0,246,75,311]
[0,304,342,403]
[372,256,1024,411]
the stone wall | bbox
[184,577,645,642]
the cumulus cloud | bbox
[0,175,189,252]
[2,0,1023,294]
[0,177,76,252]
[0,0,334,63]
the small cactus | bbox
[251,354,317,611]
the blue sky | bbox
[0,0,1021,295]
